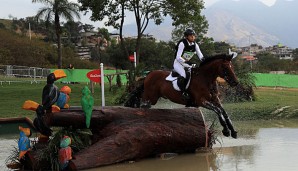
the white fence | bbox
[0,65,51,84]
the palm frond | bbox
[34,127,92,171]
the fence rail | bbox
[0,65,50,84]
[0,65,128,86]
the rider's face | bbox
[186,35,196,42]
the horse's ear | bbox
[228,48,238,59]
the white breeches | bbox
[173,59,188,78]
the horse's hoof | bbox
[222,129,230,137]
[231,131,238,139]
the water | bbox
[82,121,298,171]
[2,119,298,171]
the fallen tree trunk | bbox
[41,106,212,170]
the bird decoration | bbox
[58,136,72,170]
[81,86,94,128]
[22,69,67,136]
[56,86,71,109]
[18,126,31,159]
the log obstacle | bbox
[28,106,213,170]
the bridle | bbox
[222,61,238,86]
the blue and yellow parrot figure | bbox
[81,86,94,128]
[58,136,72,170]
[56,86,71,109]
[18,126,31,159]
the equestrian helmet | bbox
[184,29,196,37]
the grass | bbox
[0,82,126,119]
[204,87,298,121]
[0,82,297,121]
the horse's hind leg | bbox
[141,92,159,108]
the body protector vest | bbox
[175,39,196,61]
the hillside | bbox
[0,28,97,69]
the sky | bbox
[0,0,278,28]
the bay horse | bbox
[125,53,239,138]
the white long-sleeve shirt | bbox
[176,40,204,65]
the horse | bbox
[124,53,239,138]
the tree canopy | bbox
[79,0,208,63]
[33,0,81,68]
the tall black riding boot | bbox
[177,76,190,100]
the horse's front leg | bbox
[203,102,231,138]
[218,105,237,139]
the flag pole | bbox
[100,63,105,108]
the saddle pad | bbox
[165,72,191,91]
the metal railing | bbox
[0,65,51,84]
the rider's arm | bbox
[176,42,186,63]
[195,43,204,61]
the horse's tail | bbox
[124,82,144,108]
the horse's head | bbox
[218,54,239,87]
[198,54,239,87]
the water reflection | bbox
[0,138,17,170]
[86,152,218,171]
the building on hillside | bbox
[237,43,294,60]
[76,46,91,60]
[75,32,121,60]
[238,44,264,56]
[265,44,293,60]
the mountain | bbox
[204,0,298,47]
[120,0,298,48]
[203,0,278,47]
[119,17,174,41]
[205,9,279,47]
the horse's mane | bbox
[199,53,232,67]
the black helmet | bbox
[184,29,196,37]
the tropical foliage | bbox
[32,0,80,69]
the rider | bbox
[173,28,204,100]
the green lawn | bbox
[0,82,125,119]
[0,83,297,121]
[208,87,298,121]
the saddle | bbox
[165,69,191,91]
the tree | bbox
[293,48,298,61]
[0,23,6,29]
[79,0,130,60]
[63,21,82,45]
[97,27,110,41]
[166,0,208,42]
[32,0,80,69]
[81,23,94,32]
[254,52,280,72]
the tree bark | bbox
[43,106,212,170]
